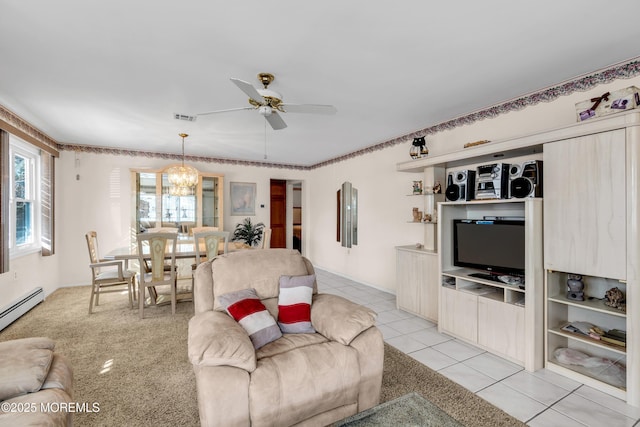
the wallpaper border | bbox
[3,58,640,170]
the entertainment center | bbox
[438,198,543,372]
[396,110,640,406]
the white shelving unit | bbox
[394,167,445,321]
[405,192,438,224]
[542,122,639,405]
[396,111,640,404]
[545,271,628,399]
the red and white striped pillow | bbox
[218,288,282,349]
[277,274,316,334]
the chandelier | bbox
[167,133,199,196]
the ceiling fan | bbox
[197,73,337,130]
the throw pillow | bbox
[278,274,316,333]
[217,288,282,349]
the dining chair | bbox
[191,227,221,265]
[190,226,219,235]
[86,231,136,314]
[145,227,179,233]
[191,230,231,292]
[136,232,178,319]
[141,227,179,273]
[261,228,272,249]
[193,230,230,263]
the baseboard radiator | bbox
[0,287,44,332]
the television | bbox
[453,219,525,277]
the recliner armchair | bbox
[188,249,383,427]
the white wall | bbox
[306,143,425,292]
[0,152,307,309]
[54,152,309,286]
[2,74,639,307]
[306,75,640,292]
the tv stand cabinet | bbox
[438,199,543,371]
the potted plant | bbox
[232,217,265,247]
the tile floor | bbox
[315,268,640,427]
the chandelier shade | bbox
[167,133,198,195]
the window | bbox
[161,174,196,224]
[133,169,223,235]
[9,137,41,257]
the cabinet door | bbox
[396,250,438,321]
[440,287,477,342]
[543,129,626,279]
[478,297,525,363]
[396,250,421,315]
[423,255,439,322]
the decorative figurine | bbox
[433,181,442,194]
[566,274,585,301]
[412,208,421,222]
[412,180,423,194]
[605,287,626,312]
[424,213,432,223]
[409,136,428,159]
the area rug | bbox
[0,286,524,427]
[380,344,525,427]
[335,392,463,426]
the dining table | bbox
[104,237,251,305]
[104,238,250,262]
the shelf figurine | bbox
[412,207,423,222]
[604,287,626,312]
[412,180,423,195]
[567,274,585,301]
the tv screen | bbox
[453,219,525,276]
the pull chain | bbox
[264,119,267,159]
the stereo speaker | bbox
[509,160,543,198]
[445,170,476,201]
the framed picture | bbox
[230,182,256,216]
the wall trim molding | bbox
[310,57,640,169]
[5,58,640,170]
[56,143,309,170]
[0,106,59,156]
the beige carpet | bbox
[0,286,524,427]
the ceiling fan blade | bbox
[280,103,337,114]
[230,78,263,102]
[265,111,287,130]
[197,107,254,116]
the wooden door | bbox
[270,179,287,248]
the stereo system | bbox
[475,163,509,200]
[445,170,476,202]
[445,161,543,202]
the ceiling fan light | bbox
[258,105,272,117]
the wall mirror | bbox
[337,181,358,248]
